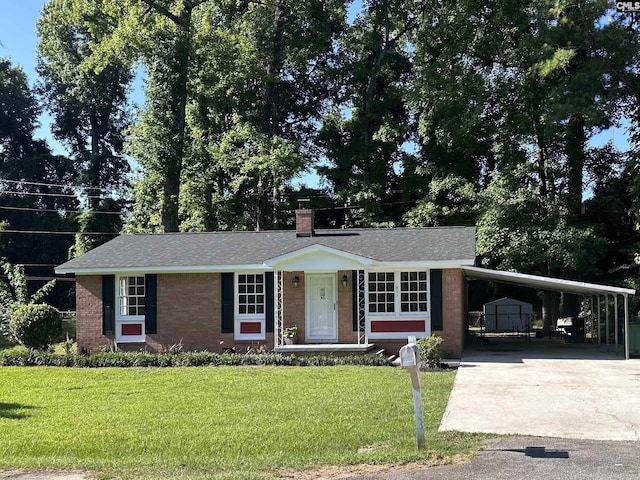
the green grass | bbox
[0,366,484,479]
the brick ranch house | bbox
[56,209,476,357]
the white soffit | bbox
[462,266,635,296]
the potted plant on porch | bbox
[283,325,299,345]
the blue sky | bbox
[0,2,43,80]
[0,1,61,153]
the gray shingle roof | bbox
[56,226,476,273]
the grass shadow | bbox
[0,402,37,419]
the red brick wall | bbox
[282,271,305,339]
[337,270,357,343]
[75,275,113,353]
[432,268,465,358]
[375,269,466,358]
[144,273,220,352]
[76,268,466,355]
[77,272,281,353]
[280,271,356,343]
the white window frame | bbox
[365,269,431,340]
[399,270,429,314]
[366,270,430,317]
[116,274,146,343]
[235,272,266,341]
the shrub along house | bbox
[56,209,476,356]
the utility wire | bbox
[8,263,60,267]
[0,229,119,236]
[0,275,76,282]
[0,177,115,193]
[0,189,105,200]
[0,205,124,215]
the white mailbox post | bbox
[399,336,425,450]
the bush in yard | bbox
[0,260,56,340]
[417,335,444,369]
[0,349,394,368]
[8,303,63,350]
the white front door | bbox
[306,274,337,342]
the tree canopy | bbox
[0,0,638,309]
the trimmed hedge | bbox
[0,347,393,368]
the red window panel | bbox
[240,322,262,334]
[121,323,143,336]
[370,320,425,333]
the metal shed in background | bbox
[462,266,637,359]
[483,297,534,332]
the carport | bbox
[462,267,636,359]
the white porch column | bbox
[357,269,368,345]
[274,270,284,349]
[624,294,630,360]
[274,270,279,349]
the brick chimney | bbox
[295,204,314,237]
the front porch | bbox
[232,242,461,356]
[270,268,370,350]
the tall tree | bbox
[66,0,207,232]
[0,58,77,308]
[36,0,133,254]
[319,0,423,226]
[171,0,346,231]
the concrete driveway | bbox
[439,341,640,441]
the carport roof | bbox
[462,266,636,296]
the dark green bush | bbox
[7,304,62,350]
[0,349,393,368]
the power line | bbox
[0,189,105,200]
[0,205,124,215]
[0,177,114,193]
[0,275,75,282]
[12,263,60,267]
[0,229,119,236]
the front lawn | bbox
[0,366,483,479]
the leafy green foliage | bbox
[0,58,77,279]
[405,176,478,227]
[7,304,63,350]
[37,0,131,253]
[0,261,56,338]
[417,335,444,369]
[476,165,606,276]
[318,1,423,226]
[0,349,392,367]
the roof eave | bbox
[55,264,270,275]
[462,266,636,296]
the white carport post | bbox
[597,295,601,346]
[605,295,610,352]
[624,294,630,360]
[589,295,594,343]
[615,295,619,356]
[591,295,596,344]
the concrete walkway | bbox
[439,341,640,441]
